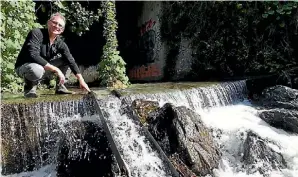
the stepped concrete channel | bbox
[1,80,252,177]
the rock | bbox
[254,85,298,134]
[261,85,298,103]
[169,153,197,177]
[148,103,221,176]
[255,85,298,110]
[242,131,287,175]
[259,109,298,134]
[131,99,159,124]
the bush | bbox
[1,1,41,93]
[98,1,129,88]
[161,1,298,80]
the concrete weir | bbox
[1,81,248,176]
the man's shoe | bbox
[55,84,75,94]
[24,79,38,98]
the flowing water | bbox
[100,98,172,177]
[1,80,298,177]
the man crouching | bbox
[14,12,90,98]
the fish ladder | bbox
[89,91,131,177]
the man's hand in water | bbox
[76,74,90,92]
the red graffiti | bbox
[129,63,161,80]
[140,19,156,36]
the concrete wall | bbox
[128,1,194,82]
[174,37,194,80]
[128,1,165,81]
[71,2,194,84]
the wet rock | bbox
[131,99,159,124]
[242,131,287,175]
[261,85,298,104]
[169,153,197,177]
[148,103,221,176]
[256,85,298,110]
[259,109,298,134]
[255,85,298,134]
[56,121,116,177]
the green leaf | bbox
[262,13,268,18]
[268,10,274,15]
[279,22,285,27]
[7,63,14,69]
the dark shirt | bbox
[15,28,80,75]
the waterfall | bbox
[2,80,297,177]
[1,99,113,177]
[123,80,247,110]
[98,98,172,177]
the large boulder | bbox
[147,103,221,176]
[242,131,287,175]
[260,85,298,105]
[259,109,298,134]
[256,85,298,134]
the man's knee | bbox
[22,63,45,81]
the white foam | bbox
[1,165,56,177]
[102,99,171,177]
[198,101,298,177]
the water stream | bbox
[1,80,298,177]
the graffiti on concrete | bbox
[128,18,162,80]
[140,19,156,36]
[139,19,157,64]
[128,63,161,80]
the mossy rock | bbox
[131,99,160,124]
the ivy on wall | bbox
[98,1,129,88]
[1,1,42,93]
[161,1,298,80]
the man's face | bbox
[47,16,65,35]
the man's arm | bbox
[60,42,90,91]
[26,29,49,66]
[59,42,81,75]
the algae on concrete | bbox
[2,82,219,104]
[117,82,219,96]
[1,89,85,105]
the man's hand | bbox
[56,69,66,85]
[76,74,90,92]
[79,79,90,92]
[44,63,65,84]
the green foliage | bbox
[98,1,129,88]
[1,1,41,93]
[161,1,298,79]
[37,0,101,36]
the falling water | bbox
[1,99,113,177]
[99,98,172,177]
[2,80,297,177]
[200,103,298,177]
[123,80,298,177]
